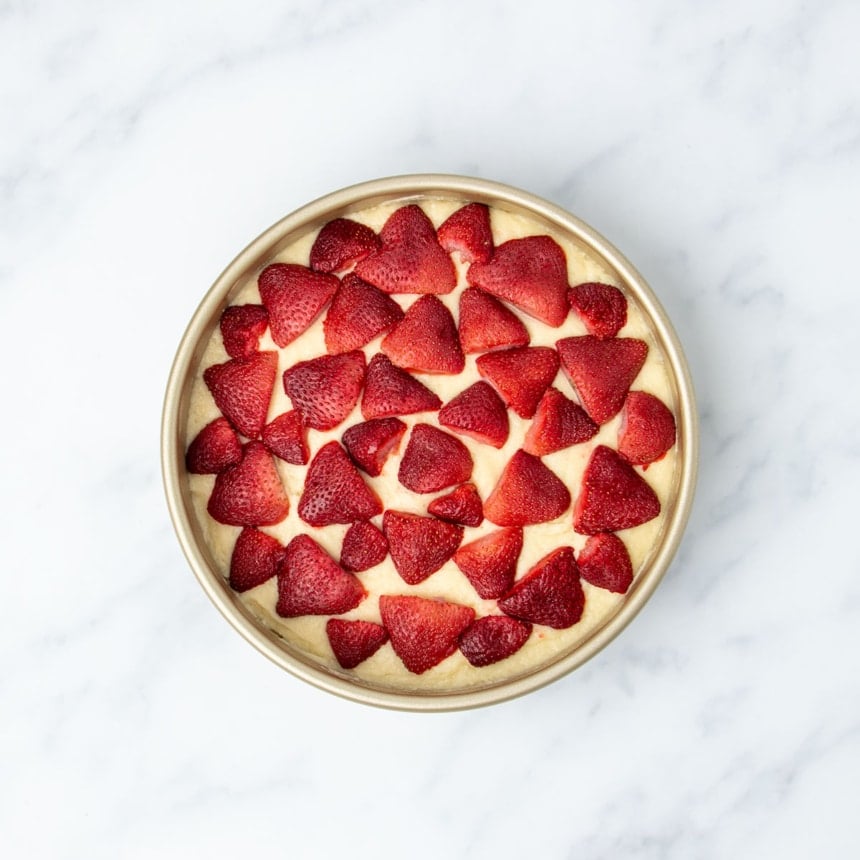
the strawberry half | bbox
[459,616,532,667]
[476,346,559,419]
[203,350,278,439]
[523,387,598,456]
[342,417,407,476]
[207,441,290,526]
[220,304,269,359]
[618,391,676,466]
[437,202,494,264]
[361,354,442,420]
[380,295,464,375]
[257,263,339,348]
[323,273,404,354]
[573,445,661,534]
[355,204,456,295]
[326,619,389,669]
[261,410,308,465]
[467,235,570,326]
[298,441,382,526]
[568,282,627,339]
[282,350,365,431]
[556,336,648,425]
[340,521,389,572]
[186,417,242,474]
[382,510,464,584]
[310,217,381,274]
[379,594,475,674]
[427,483,484,528]
[437,381,509,449]
[498,547,584,629]
[577,533,634,594]
[483,449,571,527]
[228,527,285,592]
[457,287,530,354]
[276,534,366,617]
[398,424,473,494]
[453,527,523,599]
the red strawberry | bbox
[577,533,634,594]
[453,527,523,599]
[556,336,648,425]
[523,387,598,456]
[261,410,308,465]
[186,417,242,474]
[457,287,530,354]
[257,263,339,347]
[398,424,473,494]
[498,547,584,629]
[573,445,661,535]
[437,381,509,449]
[618,391,677,465]
[220,304,269,359]
[207,441,290,526]
[203,350,278,439]
[483,449,570,527]
[354,204,456,295]
[342,417,407,477]
[323,273,404,354]
[568,282,627,339]
[459,616,532,667]
[310,217,381,274]
[381,295,464,375]
[228,527,285,592]
[437,202,494,264]
[326,619,389,669]
[276,534,366,617]
[361,354,442,420]
[298,441,382,526]
[427,483,483,528]
[282,350,365,431]
[476,346,559,419]
[467,235,569,326]
[379,594,474,674]
[382,511,464,584]
[340,521,389,572]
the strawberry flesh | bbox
[283,350,365,431]
[577,533,634,594]
[437,202,494,263]
[186,417,242,474]
[427,483,484,528]
[340,521,389,572]
[382,510,464,584]
[453,527,523,599]
[342,417,407,476]
[457,287,530,354]
[476,346,559,419]
[618,391,676,465]
[326,619,389,669]
[523,387,598,456]
[381,295,464,374]
[261,410,308,465]
[568,282,627,339]
[323,273,404,354]
[220,304,269,359]
[204,350,278,439]
[438,380,509,449]
[459,616,532,667]
[361,353,442,420]
[310,218,381,274]
[398,423,473,494]
[228,527,285,592]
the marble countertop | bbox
[2,1,858,857]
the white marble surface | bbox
[2,0,859,856]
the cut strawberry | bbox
[361,354,442,420]
[282,350,365,431]
[186,417,242,474]
[467,235,569,326]
[323,273,404,354]
[381,295,464,375]
[220,304,269,359]
[326,619,389,669]
[228,527,285,592]
[207,441,290,526]
[618,391,676,466]
[522,387,598,456]
[568,282,627,339]
[498,547,584,629]
[340,521,389,572]
[379,594,475,674]
[577,533,634,594]
[203,350,278,439]
[437,202,494,264]
[398,424,473,494]
[476,346,559,419]
[342,417,407,476]
[427,483,483,528]
[453,527,523,599]
[556,336,648,425]
[457,287,530,354]
[310,218,381,274]
[483,449,570,527]
[298,441,382,526]
[437,381,509,449]
[382,510,464,584]
[276,534,365,617]
[261,410,308,465]
[459,616,532,667]
[257,263,339,347]
[354,204,456,295]
[573,445,661,535]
